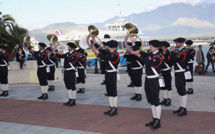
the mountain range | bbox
[29,3,215,41]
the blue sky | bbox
[0,0,214,30]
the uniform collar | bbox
[179,46,185,51]
[110,50,116,53]
[2,51,6,54]
[69,50,74,54]
[40,49,45,53]
[152,50,159,55]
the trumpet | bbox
[123,23,143,52]
[86,25,102,49]
[22,34,33,51]
[47,34,64,52]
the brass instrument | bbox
[86,25,102,49]
[22,34,33,50]
[47,34,64,52]
[123,23,143,52]
[209,41,215,62]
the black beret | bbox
[107,40,118,48]
[161,41,170,47]
[149,40,160,48]
[67,42,77,48]
[102,42,107,46]
[46,47,52,51]
[39,42,47,47]
[104,34,111,38]
[185,40,193,45]
[174,37,186,43]
[78,48,84,53]
[128,42,132,46]
[0,45,7,50]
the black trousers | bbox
[100,61,105,74]
[131,69,142,87]
[0,66,8,84]
[77,68,85,84]
[17,59,25,69]
[175,72,186,96]
[37,67,48,86]
[105,72,117,97]
[145,77,160,106]
[205,59,214,71]
[47,66,55,80]
[187,63,194,82]
[161,70,172,91]
[127,63,131,76]
[64,70,76,90]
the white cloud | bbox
[170,17,215,28]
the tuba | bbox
[86,25,102,49]
[22,34,33,50]
[123,23,143,52]
[79,36,89,50]
[47,34,64,52]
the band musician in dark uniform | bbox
[170,37,189,116]
[55,42,78,107]
[160,41,173,106]
[29,43,49,100]
[130,40,163,130]
[91,38,120,116]
[185,40,196,95]
[0,45,10,97]
[46,47,57,91]
[76,48,87,93]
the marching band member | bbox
[91,37,120,116]
[0,45,10,97]
[185,40,196,95]
[170,37,189,116]
[29,43,49,100]
[100,42,108,85]
[129,38,144,101]
[130,40,163,130]
[76,48,87,93]
[46,47,57,91]
[123,42,134,87]
[160,41,173,106]
[55,42,78,107]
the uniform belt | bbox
[127,62,131,64]
[47,64,55,67]
[65,68,75,71]
[131,67,142,70]
[146,75,159,79]
[0,64,7,67]
[162,68,171,71]
[77,67,84,69]
[175,69,185,73]
[106,70,117,73]
[38,65,46,68]
[188,62,193,64]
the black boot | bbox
[101,80,106,85]
[151,119,161,130]
[160,99,167,105]
[177,107,187,116]
[130,93,138,100]
[173,107,182,114]
[186,88,194,95]
[38,94,44,99]
[109,107,118,116]
[81,88,85,93]
[104,107,112,115]
[67,99,76,107]
[145,118,155,127]
[77,88,82,93]
[136,94,142,101]
[4,91,8,97]
[165,99,171,106]
[0,91,5,97]
[42,93,48,100]
[64,99,72,106]
[127,82,134,87]
[104,93,108,96]
[48,85,52,91]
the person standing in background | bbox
[196,45,206,74]
[205,47,215,72]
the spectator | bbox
[196,45,206,74]
[205,47,215,72]
[16,47,25,69]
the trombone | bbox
[123,23,143,52]
[86,25,102,49]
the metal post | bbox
[94,58,99,74]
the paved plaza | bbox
[0,67,215,134]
